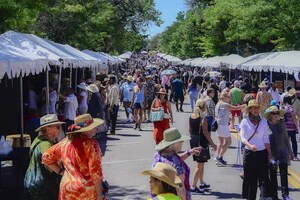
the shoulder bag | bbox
[248,120,260,142]
[211,103,221,132]
[150,99,164,122]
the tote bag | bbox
[150,99,164,122]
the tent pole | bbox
[229,68,231,81]
[45,68,49,114]
[270,70,273,83]
[259,72,262,83]
[20,76,24,147]
[286,73,288,87]
[69,65,72,87]
[75,67,78,89]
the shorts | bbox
[174,95,184,102]
[146,99,153,109]
[133,103,142,109]
[123,101,131,109]
[189,134,208,163]
[216,124,231,138]
[230,110,241,117]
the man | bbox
[268,82,281,104]
[240,78,252,94]
[172,75,185,112]
[49,84,57,114]
[229,80,244,129]
[219,76,227,92]
[290,89,300,142]
[280,85,292,106]
[61,86,78,131]
[144,75,155,121]
[120,76,136,122]
[107,75,119,134]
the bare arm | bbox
[202,118,217,150]
[167,101,173,123]
[176,174,186,200]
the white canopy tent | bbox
[179,58,194,66]
[190,57,204,67]
[118,51,132,59]
[194,54,244,69]
[99,52,118,64]
[163,55,182,64]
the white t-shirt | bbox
[63,93,78,120]
[78,91,88,109]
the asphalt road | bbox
[101,100,300,200]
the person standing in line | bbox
[151,88,173,144]
[142,162,182,200]
[131,77,147,131]
[107,75,119,135]
[60,86,78,131]
[42,114,106,200]
[24,114,65,200]
[187,78,200,112]
[153,128,201,200]
[87,84,104,119]
[189,99,217,194]
[264,106,294,200]
[282,95,299,160]
[268,82,281,104]
[120,76,136,122]
[49,84,58,114]
[256,81,273,116]
[77,82,88,115]
[215,91,244,165]
[28,85,39,115]
[172,75,185,112]
[240,100,273,200]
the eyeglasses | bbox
[77,119,94,127]
[270,112,280,115]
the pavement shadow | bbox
[204,191,242,199]
[113,134,141,137]
[107,185,149,200]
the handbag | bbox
[150,99,164,122]
[102,180,109,194]
[197,146,211,160]
[211,103,221,132]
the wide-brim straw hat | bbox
[245,99,260,112]
[157,88,168,95]
[87,84,99,93]
[258,81,268,88]
[67,114,104,134]
[77,82,88,90]
[127,76,134,82]
[264,106,285,119]
[288,88,297,96]
[156,128,191,151]
[141,162,182,188]
[35,114,65,132]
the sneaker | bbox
[199,183,210,191]
[216,157,226,165]
[220,157,227,165]
[283,196,293,200]
[191,187,204,194]
[126,118,130,123]
[180,109,184,112]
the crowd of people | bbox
[23,52,300,200]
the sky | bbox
[146,0,187,37]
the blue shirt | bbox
[121,82,136,102]
[172,79,184,96]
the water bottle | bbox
[210,147,215,157]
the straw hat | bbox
[141,162,182,188]
[87,84,99,93]
[77,82,88,90]
[145,75,152,79]
[288,88,297,96]
[264,106,285,119]
[67,114,104,134]
[258,81,268,88]
[246,99,260,112]
[156,128,190,151]
[35,114,65,132]
[127,76,134,82]
[157,88,168,95]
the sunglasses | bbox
[270,112,280,115]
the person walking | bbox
[151,88,173,144]
[152,127,201,200]
[172,75,185,112]
[142,162,182,200]
[240,100,273,200]
[107,75,119,135]
[131,77,147,131]
[60,86,78,131]
[42,114,106,200]
[144,75,155,121]
[87,84,104,119]
[204,88,216,131]
[189,99,217,194]
[24,114,65,200]
[264,106,294,200]
[215,90,244,165]
[120,76,136,122]
[256,81,273,116]
[229,80,244,129]
[187,78,200,112]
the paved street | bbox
[102,100,300,200]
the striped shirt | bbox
[284,105,297,131]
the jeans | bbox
[189,91,198,111]
[269,162,289,199]
[109,105,119,132]
[288,130,298,157]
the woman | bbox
[256,81,272,116]
[77,82,88,114]
[142,162,182,200]
[215,90,244,165]
[189,99,217,194]
[264,106,293,200]
[87,84,104,119]
[240,100,273,200]
[188,78,200,112]
[151,88,173,144]
[131,77,147,131]
[24,114,65,200]
[42,114,106,200]
[152,127,201,200]
[205,88,216,131]
[282,95,299,160]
